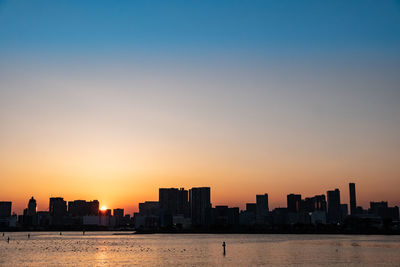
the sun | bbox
[100,205,107,211]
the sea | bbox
[1,232,399,266]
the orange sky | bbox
[1,57,400,215]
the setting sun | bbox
[100,205,107,211]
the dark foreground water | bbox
[0,232,400,266]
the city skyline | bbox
[1,1,400,216]
[3,181,399,216]
[1,1,400,266]
[1,182,399,232]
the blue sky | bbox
[1,1,400,211]
[1,0,400,56]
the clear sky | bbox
[1,0,400,214]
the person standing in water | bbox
[222,241,226,255]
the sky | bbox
[1,0,400,214]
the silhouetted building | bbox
[349,183,357,215]
[21,197,38,226]
[239,210,255,226]
[100,209,112,216]
[113,208,124,218]
[159,188,189,226]
[310,211,326,224]
[211,206,239,226]
[314,195,327,211]
[355,206,365,214]
[68,200,99,216]
[341,204,348,219]
[37,211,51,226]
[27,197,37,216]
[272,208,289,225]
[256,194,269,224]
[0,201,12,227]
[139,201,159,216]
[287,194,301,213]
[370,201,388,214]
[246,203,257,214]
[189,187,211,226]
[303,195,326,212]
[111,208,124,227]
[135,201,160,229]
[327,189,341,224]
[0,202,12,218]
[369,201,399,221]
[49,197,67,225]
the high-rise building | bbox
[135,201,160,229]
[327,189,341,224]
[256,194,269,224]
[256,194,269,214]
[369,201,400,221]
[314,195,327,211]
[159,188,189,216]
[211,206,239,226]
[138,201,159,216]
[189,187,211,226]
[159,188,189,226]
[303,195,326,212]
[49,197,67,225]
[113,208,124,218]
[0,202,12,218]
[27,197,37,216]
[287,194,301,213]
[68,200,99,216]
[349,183,357,215]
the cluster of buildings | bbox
[0,198,131,230]
[133,183,399,230]
[0,183,399,231]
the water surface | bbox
[1,232,399,266]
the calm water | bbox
[0,232,400,266]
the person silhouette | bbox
[7,237,10,243]
[28,234,30,239]
[222,241,226,255]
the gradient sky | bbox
[1,0,400,214]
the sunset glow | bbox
[0,1,399,216]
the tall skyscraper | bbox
[256,194,269,224]
[159,188,189,226]
[349,182,357,215]
[49,197,67,225]
[159,188,189,216]
[189,187,211,226]
[0,202,12,218]
[327,189,341,224]
[68,200,99,216]
[287,194,301,212]
[27,197,37,216]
